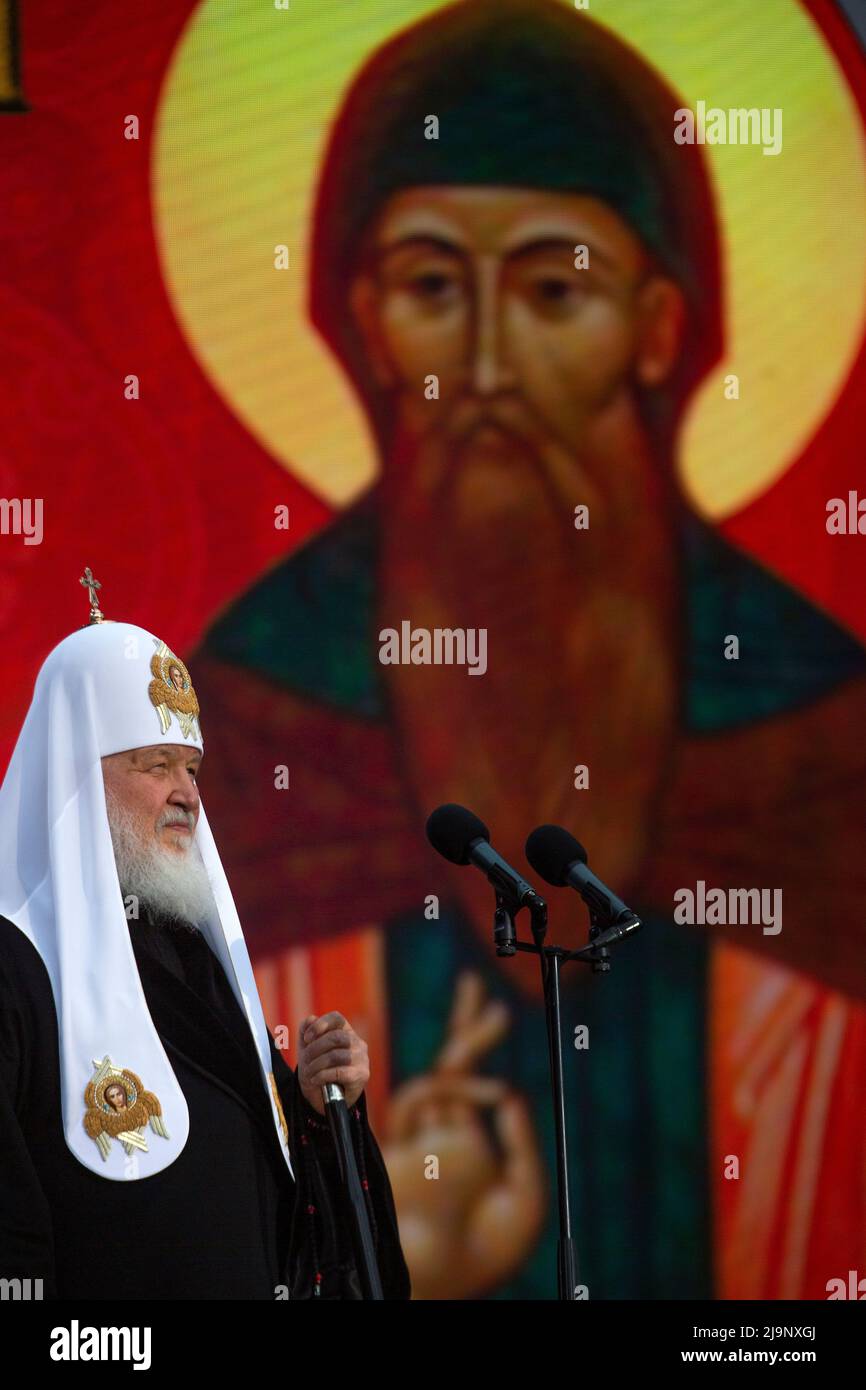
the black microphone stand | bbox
[493,887,637,1300]
[321,1082,384,1299]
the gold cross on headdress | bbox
[79,566,106,624]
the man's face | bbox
[350,186,684,514]
[101,744,202,856]
[346,188,685,900]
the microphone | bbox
[525,824,641,938]
[426,803,543,910]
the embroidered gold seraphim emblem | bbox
[268,1071,289,1146]
[83,1056,170,1161]
[148,639,201,740]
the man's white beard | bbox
[104,788,216,928]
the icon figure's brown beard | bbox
[376,405,681,919]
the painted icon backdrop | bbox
[3,0,866,1298]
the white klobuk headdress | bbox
[0,572,293,1181]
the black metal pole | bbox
[505,907,640,1299]
[543,949,578,1299]
[494,891,576,1299]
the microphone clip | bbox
[493,894,517,956]
[493,886,547,956]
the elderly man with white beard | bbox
[0,587,410,1301]
[102,746,216,930]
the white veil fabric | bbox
[0,620,294,1182]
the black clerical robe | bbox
[0,910,410,1300]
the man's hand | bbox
[297,1011,369,1116]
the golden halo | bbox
[153,0,866,519]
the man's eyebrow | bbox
[133,746,202,761]
[371,233,619,272]
[374,233,467,260]
[503,236,619,271]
